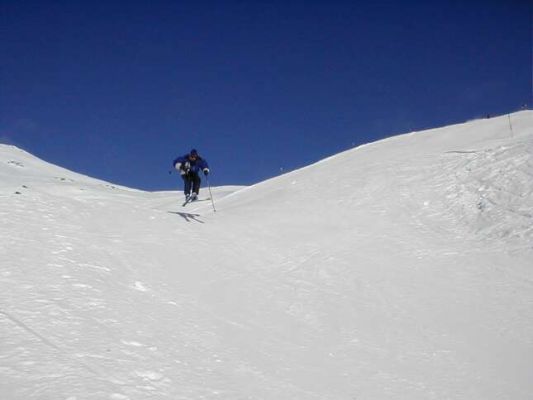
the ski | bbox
[182,197,211,207]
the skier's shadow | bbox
[168,211,204,223]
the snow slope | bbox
[1,111,532,400]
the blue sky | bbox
[1,0,531,190]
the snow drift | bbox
[1,111,532,399]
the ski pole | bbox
[206,176,216,212]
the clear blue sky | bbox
[1,0,531,190]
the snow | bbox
[1,111,532,399]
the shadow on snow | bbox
[168,211,204,223]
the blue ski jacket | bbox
[173,154,209,174]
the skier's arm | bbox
[200,159,210,175]
[173,156,190,175]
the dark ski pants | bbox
[182,172,201,196]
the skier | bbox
[172,149,210,202]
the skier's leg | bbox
[182,175,192,196]
[192,174,201,196]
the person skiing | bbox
[172,149,210,202]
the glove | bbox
[175,162,190,176]
[175,162,185,176]
[203,168,210,176]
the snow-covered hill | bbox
[1,111,532,400]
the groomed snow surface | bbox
[1,111,532,400]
